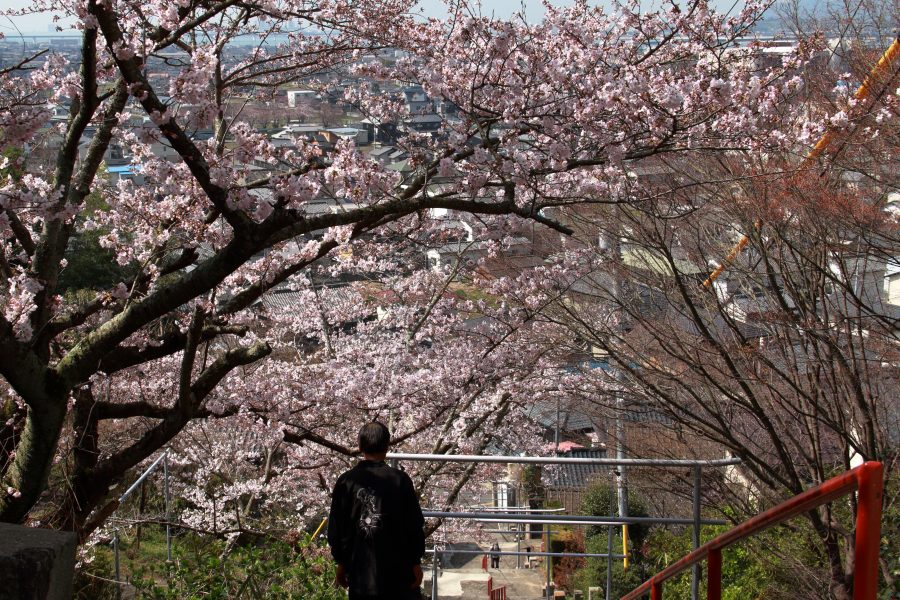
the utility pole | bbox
[604,221,630,572]
[555,394,561,454]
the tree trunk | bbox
[0,395,68,523]
[809,509,852,600]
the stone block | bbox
[0,523,77,600]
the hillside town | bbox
[0,1,897,599]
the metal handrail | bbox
[620,461,884,600]
[392,450,741,599]
[109,449,173,599]
[422,510,726,526]
[488,576,507,600]
[427,548,628,559]
[388,452,741,467]
[119,449,168,503]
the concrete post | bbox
[0,523,77,600]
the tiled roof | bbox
[255,285,363,313]
[620,403,671,425]
[527,400,598,432]
[544,448,609,489]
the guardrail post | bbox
[853,462,883,600]
[432,548,439,600]
[546,527,552,600]
[112,528,122,600]
[164,450,172,563]
[707,548,722,600]
[650,580,662,600]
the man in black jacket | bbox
[327,422,425,600]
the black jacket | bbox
[327,460,425,595]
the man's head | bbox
[358,421,390,458]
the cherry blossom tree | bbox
[519,18,899,593]
[64,267,571,539]
[1,0,822,540]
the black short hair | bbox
[358,421,390,454]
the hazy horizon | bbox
[1,0,781,36]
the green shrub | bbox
[130,536,344,599]
[76,530,345,600]
[580,482,651,550]
[73,547,118,600]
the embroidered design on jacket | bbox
[357,487,381,537]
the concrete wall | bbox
[0,523,76,600]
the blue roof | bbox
[107,165,140,174]
[565,358,610,374]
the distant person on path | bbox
[328,422,425,600]
[490,542,501,569]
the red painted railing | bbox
[621,461,884,600]
[487,576,507,600]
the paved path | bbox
[424,537,549,599]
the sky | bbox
[0,0,752,35]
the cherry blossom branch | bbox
[262,194,575,249]
[51,131,573,386]
[45,297,106,338]
[216,238,342,315]
[69,79,129,202]
[282,426,357,456]
[71,341,271,533]
[0,315,51,405]
[191,342,272,403]
[32,81,130,351]
[0,50,48,76]
[222,44,356,87]
[177,307,207,414]
[422,402,511,535]
[2,208,35,256]
[241,159,326,190]
[406,253,465,345]
[93,400,241,421]
[55,236,258,386]
[148,0,244,51]
[159,247,200,278]
[29,25,103,343]
[633,0,699,66]
[91,0,252,234]
[91,325,248,375]
[225,57,350,87]
[0,248,12,280]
